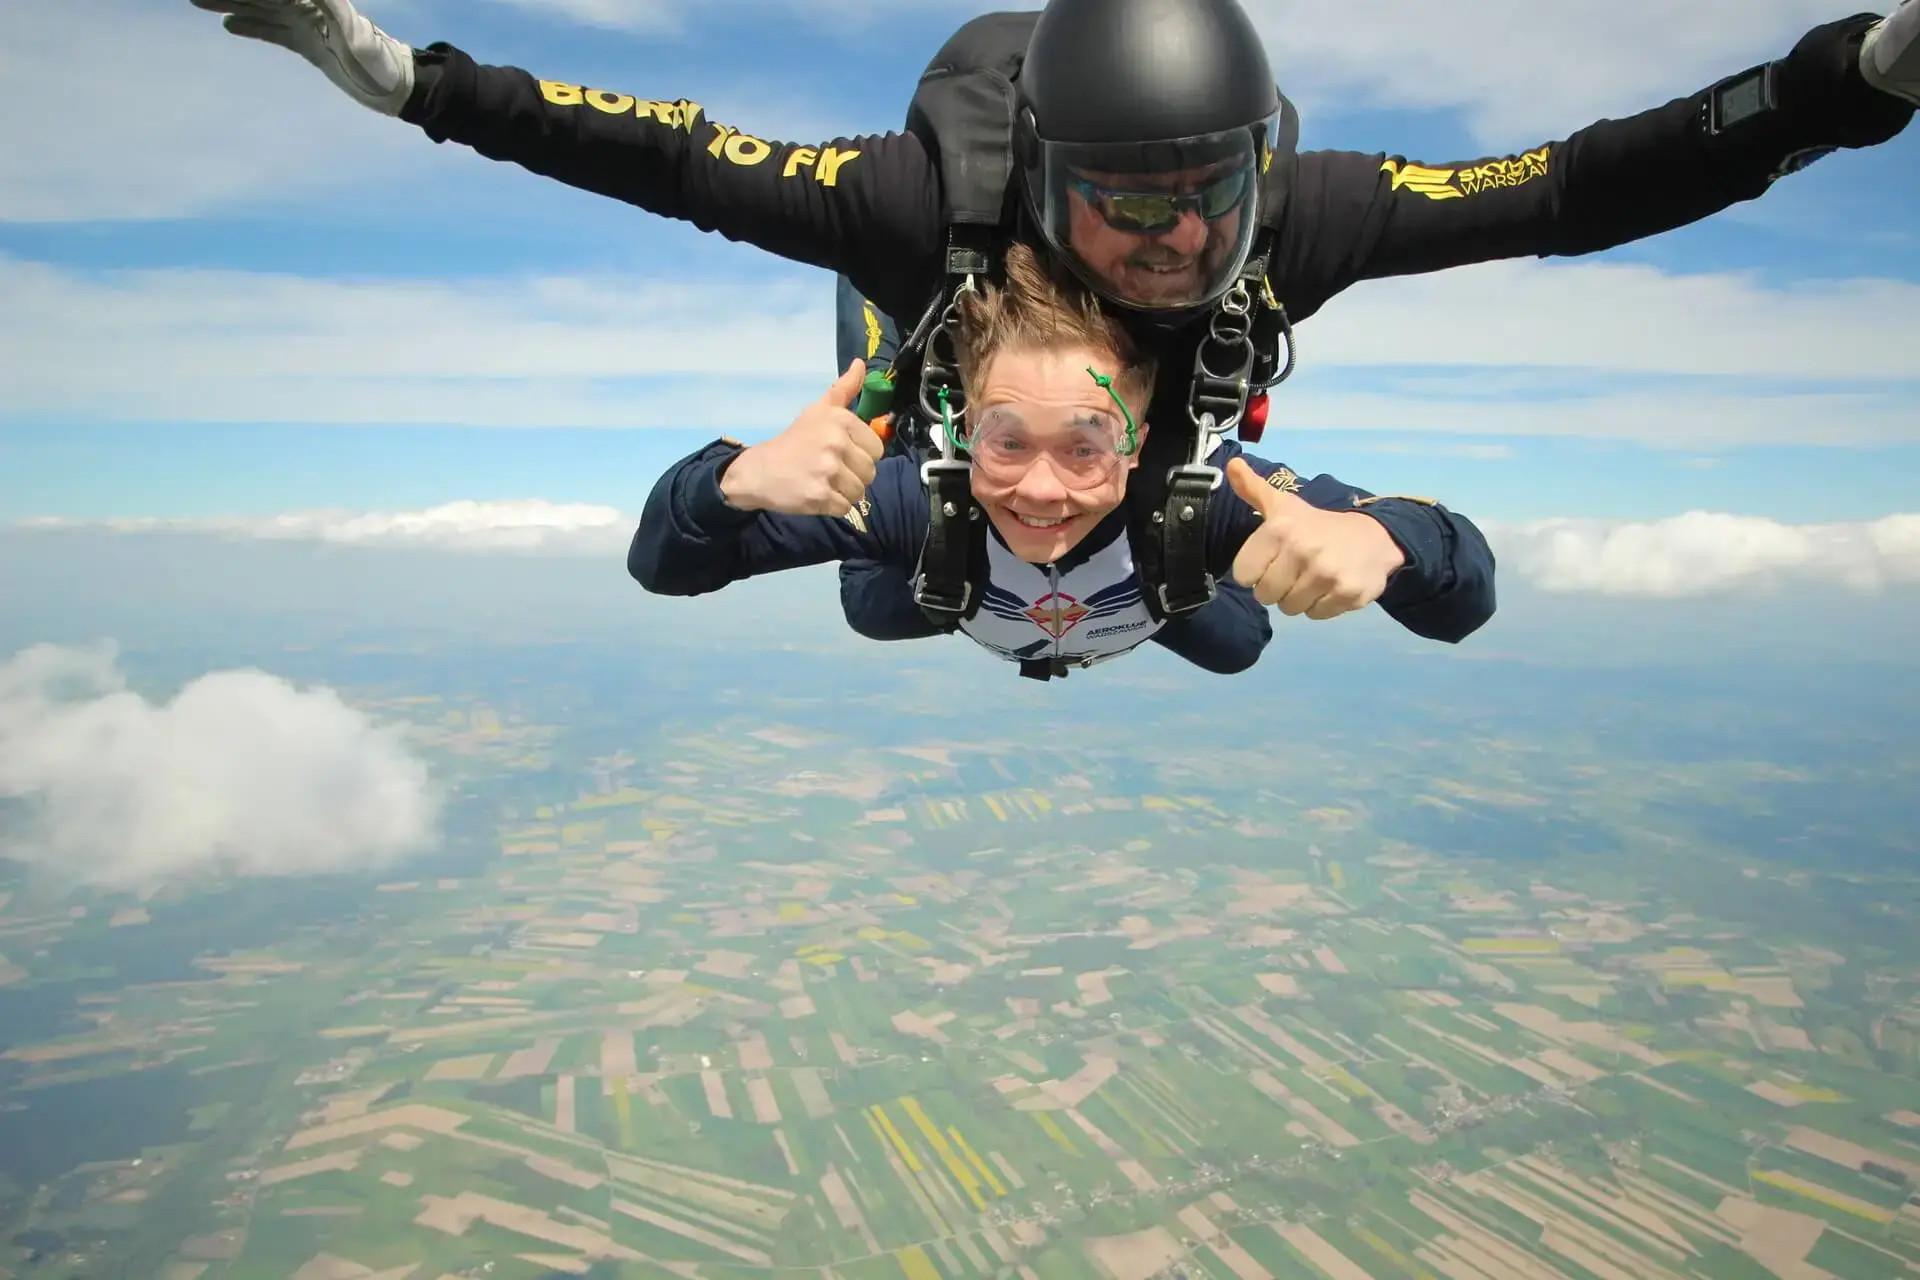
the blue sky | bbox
[3,0,1918,598]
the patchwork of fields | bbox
[3,706,1918,1280]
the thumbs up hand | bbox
[1225,457,1406,620]
[720,361,886,516]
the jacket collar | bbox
[982,506,1132,574]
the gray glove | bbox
[1862,0,1920,104]
[190,0,415,116]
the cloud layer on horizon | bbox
[8,253,1916,447]
[19,501,1920,599]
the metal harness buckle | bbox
[1154,277,1263,617]
[1156,431,1225,617]
[912,270,980,620]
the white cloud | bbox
[479,0,977,33]
[0,0,429,222]
[481,0,921,32]
[0,254,834,428]
[1301,259,1920,379]
[0,642,442,891]
[7,250,1914,443]
[20,501,633,555]
[22,500,1920,603]
[3,0,864,223]
[482,0,678,29]
[1349,442,1516,460]
[1245,0,1856,146]
[1491,511,1920,596]
[1270,385,1917,449]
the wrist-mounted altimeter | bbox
[1703,62,1780,136]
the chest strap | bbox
[910,223,999,628]
[913,460,984,624]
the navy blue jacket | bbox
[629,439,1496,673]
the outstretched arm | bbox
[191,0,944,302]
[1211,445,1496,644]
[1282,11,1913,305]
[402,47,943,293]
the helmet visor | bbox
[1027,122,1270,311]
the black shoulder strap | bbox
[909,225,997,629]
[1152,472,1220,619]
[1137,233,1280,621]
[891,16,1036,635]
[1246,96,1303,397]
[911,460,983,625]
[1127,88,1299,623]
[906,11,1034,228]
[883,10,1029,458]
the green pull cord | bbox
[1086,367,1138,456]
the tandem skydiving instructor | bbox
[188,0,1918,655]
[187,0,1917,331]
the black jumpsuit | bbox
[397,14,1908,410]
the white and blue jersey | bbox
[959,526,1163,669]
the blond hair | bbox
[953,242,1156,416]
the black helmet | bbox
[1015,0,1295,314]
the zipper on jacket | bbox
[1048,563,1063,663]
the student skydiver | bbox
[628,244,1494,681]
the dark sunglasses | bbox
[1066,166,1251,236]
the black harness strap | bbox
[913,457,982,623]
[910,222,999,628]
[878,29,1311,671]
[1144,237,1276,620]
[1153,472,1220,618]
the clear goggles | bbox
[938,369,1140,491]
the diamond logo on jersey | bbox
[962,531,1166,667]
[1024,592,1090,639]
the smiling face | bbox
[952,242,1159,562]
[965,344,1149,565]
